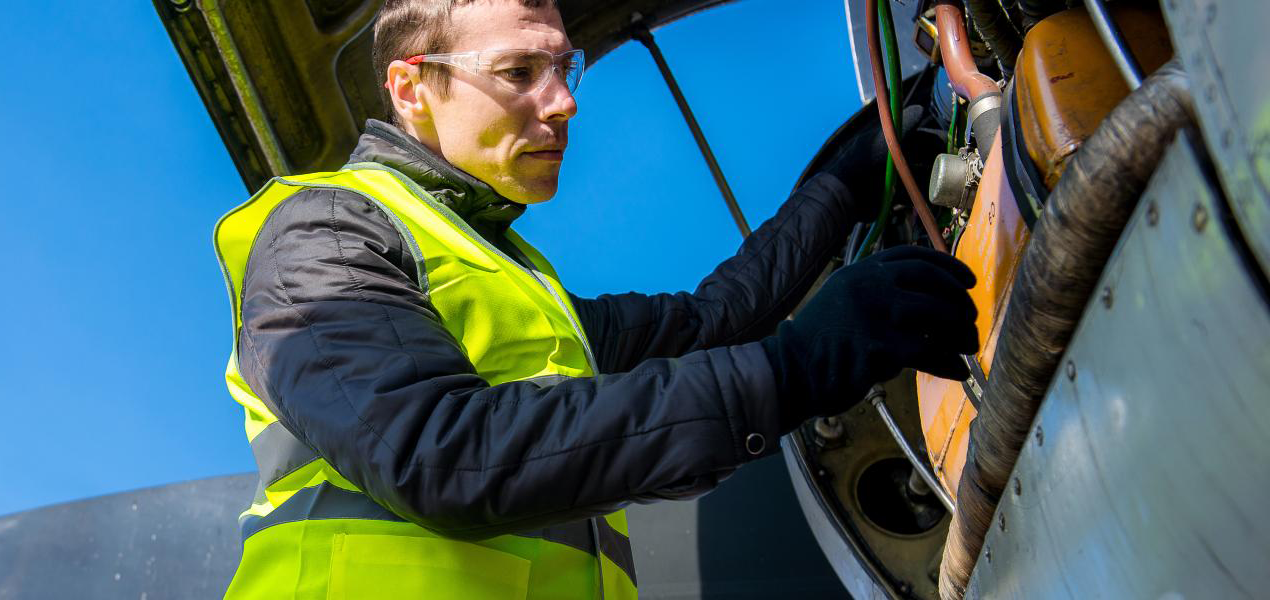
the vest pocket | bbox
[327,533,531,599]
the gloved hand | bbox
[760,245,979,432]
[820,104,926,223]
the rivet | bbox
[999,513,1007,532]
[814,416,845,442]
[1146,201,1159,226]
[1193,203,1209,232]
[1035,426,1045,446]
[984,546,992,563]
[1013,477,1022,496]
[1100,286,1114,309]
[1066,360,1076,380]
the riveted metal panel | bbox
[964,136,1270,599]
[1163,0,1270,278]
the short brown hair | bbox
[373,0,558,116]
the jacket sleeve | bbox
[571,173,856,373]
[236,188,782,541]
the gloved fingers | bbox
[889,288,978,335]
[893,336,974,381]
[912,351,973,381]
[898,104,927,141]
[886,258,980,300]
[873,246,977,288]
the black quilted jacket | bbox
[236,119,858,539]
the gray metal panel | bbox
[964,136,1270,599]
[0,474,254,600]
[1163,0,1270,277]
[0,459,843,599]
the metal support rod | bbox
[1083,0,1143,89]
[632,23,751,238]
[866,385,956,512]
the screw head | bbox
[1193,203,1209,232]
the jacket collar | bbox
[348,119,526,227]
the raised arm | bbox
[236,189,782,540]
[572,172,862,373]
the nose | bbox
[537,69,578,123]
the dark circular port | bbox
[856,457,947,535]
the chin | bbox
[502,179,558,204]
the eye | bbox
[498,66,533,82]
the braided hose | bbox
[937,59,1194,599]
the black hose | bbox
[964,0,1023,71]
[937,58,1194,600]
[1018,0,1065,30]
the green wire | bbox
[854,0,903,263]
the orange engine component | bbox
[1016,6,1173,188]
[915,5,1172,500]
[917,134,1028,498]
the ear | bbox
[386,60,432,125]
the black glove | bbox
[820,104,927,222]
[761,245,979,432]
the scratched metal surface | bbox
[1163,0,1270,277]
[965,135,1270,599]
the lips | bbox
[524,150,564,161]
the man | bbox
[214,0,978,597]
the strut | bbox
[632,22,751,238]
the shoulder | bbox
[247,186,421,289]
[259,187,400,243]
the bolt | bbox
[1147,201,1159,226]
[1013,477,1022,496]
[1100,286,1113,309]
[1066,360,1076,380]
[999,513,1007,532]
[1193,203,1209,232]
[1035,425,1045,446]
[984,546,992,564]
[814,416,845,442]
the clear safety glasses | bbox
[402,48,585,96]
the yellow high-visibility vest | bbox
[214,162,638,599]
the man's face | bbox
[392,1,578,203]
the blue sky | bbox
[0,1,860,516]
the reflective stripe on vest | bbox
[214,164,637,599]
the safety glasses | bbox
[400,48,585,96]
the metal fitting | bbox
[929,150,981,211]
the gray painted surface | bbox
[0,474,253,600]
[0,455,844,599]
[965,136,1270,599]
[1164,0,1270,277]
